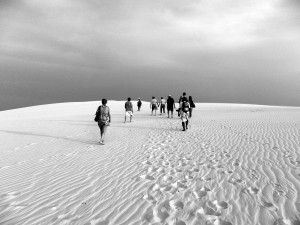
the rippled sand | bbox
[0,102,299,225]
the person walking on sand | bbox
[95,99,111,144]
[180,97,190,131]
[167,95,175,118]
[177,96,183,117]
[159,97,166,115]
[124,97,133,123]
[137,98,142,111]
[188,96,195,118]
[150,96,158,116]
[177,92,187,117]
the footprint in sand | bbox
[163,175,174,182]
[249,169,259,180]
[228,178,244,185]
[272,189,286,202]
[140,174,155,180]
[221,170,233,175]
[193,186,211,199]
[272,184,287,201]
[142,193,157,205]
[244,186,259,195]
[233,159,240,166]
[202,177,213,182]
[213,200,229,209]
[206,219,232,225]
[196,201,221,217]
[261,200,277,211]
[172,181,188,189]
[170,200,184,210]
[141,206,171,224]
[193,190,207,199]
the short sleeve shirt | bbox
[160,99,166,105]
[125,101,133,111]
[151,99,157,105]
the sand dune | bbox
[0,101,300,225]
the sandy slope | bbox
[0,101,300,225]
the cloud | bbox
[0,0,299,108]
[1,0,299,65]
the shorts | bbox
[98,120,109,126]
[167,107,174,111]
[125,111,133,116]
[152,104,157,110]
[181,112,189,122]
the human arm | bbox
[108,108,111,123]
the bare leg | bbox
[189,108,193,118]
[182,122,186,131]
[100,125,107,143]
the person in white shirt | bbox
[150,96,158,116]
[159,97,166,115]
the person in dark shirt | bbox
[137,98,142,111]
[167,95,176,118]
[124,97,133,123]
[188,96,195,118]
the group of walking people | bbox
[94,92,195,144]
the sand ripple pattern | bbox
[0,104,300,225]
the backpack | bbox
[94,106,100,122]
[190,101,195,108]
[182,102,190,113]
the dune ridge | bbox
[0,102,300,225]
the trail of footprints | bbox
[135,130,238,224]
[135,124,298,224]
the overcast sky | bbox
[0,0,300,110]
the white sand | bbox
[0,101,300,225]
